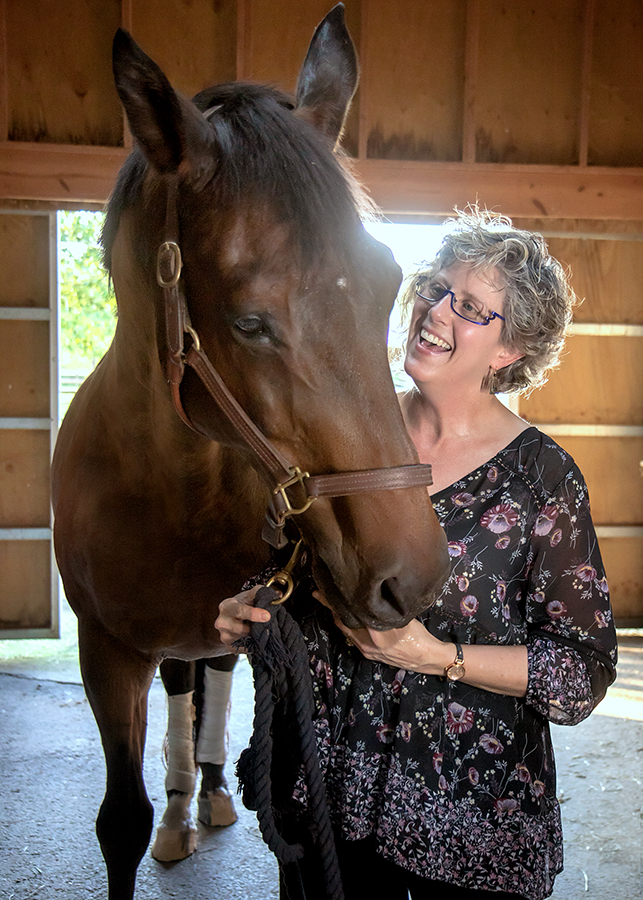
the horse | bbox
[51,6,449,899]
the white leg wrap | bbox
[164,691,197,795]
[196,667,233,765]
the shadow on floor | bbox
[0,602,641,899]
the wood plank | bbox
[361,0,465,161]
[475,0,584,164]
[521,335,643,426]
[0,321,50,417]
[0,213,50,307]
[543,435,643,526]
[589,0,643,167]
[0,540,51,630]
[356,160,643,220]
[0,430,51,527]
[5,0,121,146]
[545,235,643,325]
[598,537,643,623]
[0,142,127,204]
[130,0,236,99]
[3,142,643,222]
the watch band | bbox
[444,642,466,681]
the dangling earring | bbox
[481,366,500,394]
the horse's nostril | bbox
[380,577,404,616]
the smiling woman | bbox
[217,208,617,900]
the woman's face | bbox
[404,261,522,393]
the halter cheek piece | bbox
[156,175,433,549]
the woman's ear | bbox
[493,345,524,371]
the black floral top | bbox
[293,427,617,899]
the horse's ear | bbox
[294,4,359,147]
[112,29,215,176]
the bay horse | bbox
[51,6,449,899]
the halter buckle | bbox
[273,467,317,518]
[157,241,183,288]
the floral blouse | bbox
[292,427,617,899]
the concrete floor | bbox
[0,601,641,899]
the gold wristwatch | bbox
[444,642,466,681]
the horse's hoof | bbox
[151,821,198,861]
[151,793,198,861]
[197,786,238,827]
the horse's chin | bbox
[311,557,418,632]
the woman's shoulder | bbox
[498,426,585,502]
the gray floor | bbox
[0,601,641,899]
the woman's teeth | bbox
[420,328,452,351]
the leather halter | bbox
[156,177,433,548]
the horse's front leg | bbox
[78,616,156,900]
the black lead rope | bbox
[235,585,344,900]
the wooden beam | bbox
[0,142,127,205]
[2,141,643,221]
[353,159,643,221]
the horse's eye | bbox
[233,315,273,341]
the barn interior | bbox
[0,0,642,898]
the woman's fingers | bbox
[215,587,272,649]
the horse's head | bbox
[105,4,449,629]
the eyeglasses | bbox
[415,277,505,326]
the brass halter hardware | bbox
[266,539,305,604]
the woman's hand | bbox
[313,590,450,675]
[313,590,528,695]
[215,586,272,651]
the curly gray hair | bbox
[400,209,576,394]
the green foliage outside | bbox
[59,210,116,373]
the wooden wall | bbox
[0,0,641,623]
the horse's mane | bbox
[102,82,371,272]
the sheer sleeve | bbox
[523,463,617,725]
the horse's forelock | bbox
[102,81,366,275]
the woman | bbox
[216,210,617,899]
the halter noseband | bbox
[156,177,433,548]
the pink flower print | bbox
[487,466,499,483]
[497,580,507,603]
[530,590,545,606]
[376,724,395,744]
[460,595,478,617]
[575,563,597,582]
[597,576,609,593]
[314,659,333,688]
[398,722,412,742]
[480,503,518,534]
[468,767,479,786]
[479,733,504,754]
[456,575,470,592]
[446,702,475,734]
[549,529,562,547]
[594,610,609,628]
[495,535,511,550]
[494,798,519,815]
[448,541,468,558]
[391,669,406,696]
[438,775,448,791]
[546,599,567,618]
[515,763,531,783]
[502,603,511,621]
[534,505,559,536]
[452,492,475,507]
[432,751,443,773]
[532,780,545,798]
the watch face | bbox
[446,663,466,681]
